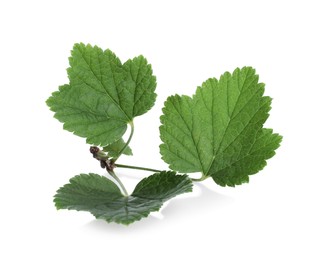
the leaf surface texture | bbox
[55,172,192,225]
[47,43,156,146]
[160,67,282,186]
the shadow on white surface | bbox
[161,182,233,217]
[83,214,161,233]
[83,182,233,232]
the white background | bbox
[1,0,324,259]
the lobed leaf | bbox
[54,172,192,225]
[46,43,157,147]
[160,67,282,186]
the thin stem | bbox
[115,164,163,173]
[113,121,134,162]
[191,174,208,182]
[109,171,128,196]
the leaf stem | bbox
[114,121,134,162]
[190,174,208,182]
[109,171,128,196]
[115,164,162,173]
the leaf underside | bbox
[54,172,192,225]
[46,43,157,147]
[160,67,282,186]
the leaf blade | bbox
[212,129,282,186]
[46,84,127,146]
[160,67,282,186]
[159,95,202,173]
[122,55,157,118]
[46,43,157,147]
[54,172,192,225]
[54,173,123,210]
[133,171,193,201]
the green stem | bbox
[115,163,208,182]
[190,174,208,182]
[109,171,128,196]
[113,121,134,162]
[115,164,163,173]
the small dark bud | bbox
[90,146,99,154]
[106,160,116,172]
[100,160,106,169]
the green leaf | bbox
[46,43,157,147]
[54,172,192,225]
[103,138,132,158]
[132,171,193,200]
[212,128,282,186]
[160,67,282,186]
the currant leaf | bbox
[46,43,156,147]
[160,67,282,186]
[54,172,192,225]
